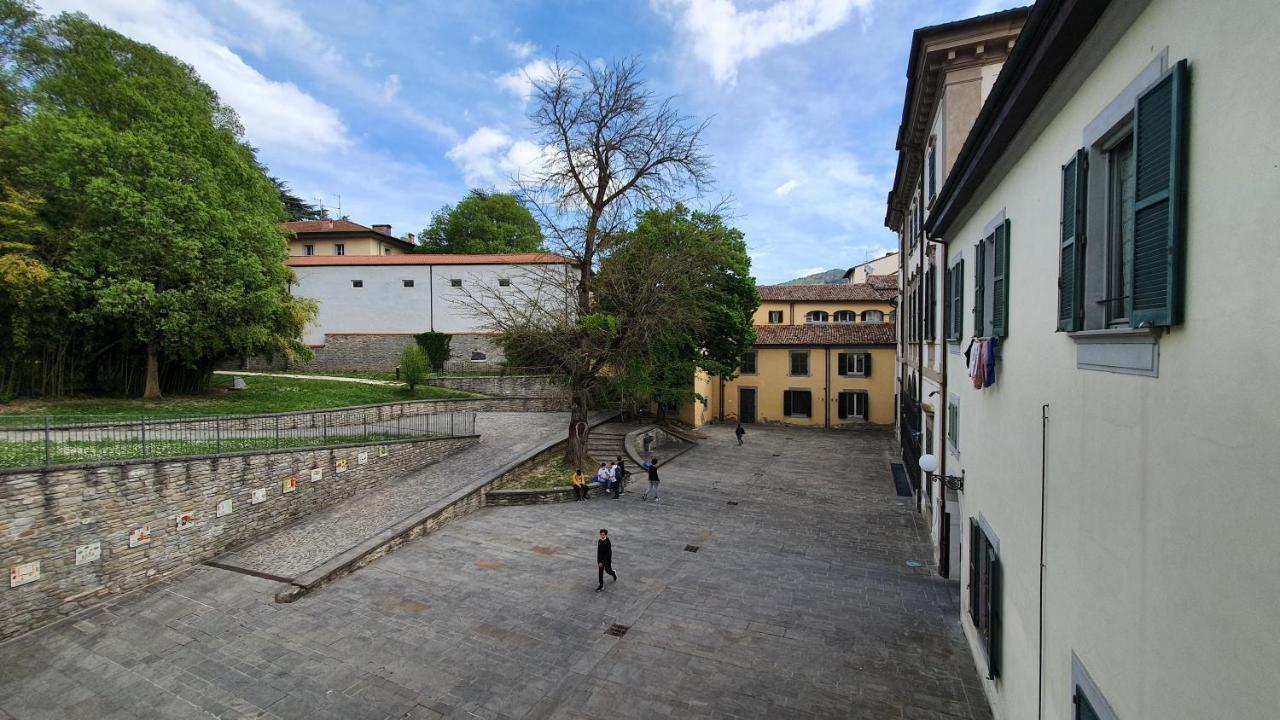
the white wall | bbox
[293,263,569,345]
[942,1,1280,718]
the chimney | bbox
[372,224,392,236]
[405,233,417,245]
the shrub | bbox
[399,345,430,390]
[414,331,451,372]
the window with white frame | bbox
[837,352,870,377]
[768,310,784,324]
[804,310,829,324]
[833,310,857,323]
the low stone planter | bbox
[485,481,608,506]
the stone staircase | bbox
[586,427,631,467]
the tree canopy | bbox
[272,176,327,221]
[418,189,543,254]
[0,7,314,399]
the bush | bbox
[414,331,451,372]
[398,345,430,390]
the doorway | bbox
[738,387,757,424]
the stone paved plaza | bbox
[0,423,991,720]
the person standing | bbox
[735,422,745,446]
[612,456,626,499]
[571,468,587,501]
[596,529,617,591]
[641,457,661,501]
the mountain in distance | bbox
[777,268,846,286]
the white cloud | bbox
[509,41,537,60]
[653,0,874,85]
[447,127,548,188]
[380,73,402,101]
[774,179,800,197]
[39,0,350,154]
[496,59,556,104]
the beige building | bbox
[752,283,896,326]
[842,251,899,284]
[916,0,1280,718]
[285,219,416,257]
[886,6,1027,578]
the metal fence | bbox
[0,409,476,470]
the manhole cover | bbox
[684,545,700,552]
[726,501,739,506]
[605,624,630,637]
[905,560,922,568]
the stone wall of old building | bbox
[231,333,504,373]
[424,375,565,398]
[0,435,476,642]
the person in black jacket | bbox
[596,529,617,591]
[613,455,627,498]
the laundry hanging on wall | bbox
[967,337,999,389]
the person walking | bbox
[735,422,745,446]
[641,457,661,501]
[612,456,626,499]
[596,529,617,591]
[571,468,587,501]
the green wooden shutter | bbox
[837,353,847,376]
[783,390,792,416]
[987,550,1002,678]
[837,393,848,419]
[799,391,812,418]
[992,220,1010,338]
[973,241,986,336]
[949,261,965,340]
[1058,149,1088,331]
[968,520,980,626]
[863,353,872,376]
[1131,59,1189,328]
[859,392,868,419]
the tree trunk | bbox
[143,342,162,400]
[565,382,591,469]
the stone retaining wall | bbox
[231,333,504,373]
[424,375,564,399]
[0,434,477,642]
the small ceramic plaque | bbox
[335,458,348,474]
[357,451,369,465]
[128,526,152,548]
[9,561,40,587]
[309,468,322,482]
[75,541,101,565]
[282,476,298,494]
[378,445,388,458]
[216,499,233,517]
[175,512,195,530]
[250,488,267,504]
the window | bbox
[304,244,315,256]
[498,278,511,287]
[860,310,884,323]
[450,278,462,287]
[946,260,965,341]
[968,520,1002,679]
[837,391,867,420]
[470,351,487,361]
[782,390,812,418]
[789,351,809,376]
[1072,656,1119,720]
[927,140,937,202]
[740,351,757,374]
[837,352,870,377]
[351,280,363,288]
[924,265,936,341]
[383,246,392,255]
[946,395,959,450]
[804,311,829,324]
[335,244,345,255]
[768,310,784,324]
[972,219,1011,339]
[1059,59,1189,332]
[833,310,857,323]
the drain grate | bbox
[605,624,630,637]
[684,544,700,552]
[726,501,739,506]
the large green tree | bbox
[0,11,314,398]
[272,175,327,222]
[418,189,544,254]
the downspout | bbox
[719,376,725,422]
[933,238,950,579]
[428,266,435,332]
[917,232,925,512]
[1039,403,1050,720]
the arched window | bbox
[805,310,830,323]
[833,310,857,323]
[861,310,885,323]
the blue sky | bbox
[39,0,1023,284]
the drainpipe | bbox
[916,230,925,512]
[930,237,950,577]
[428,266,435,332]
[1039,403,1050,720]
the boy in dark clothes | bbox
[596,529,617,591]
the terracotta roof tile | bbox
[867,273,899,290]
[287,253,574,267]
[285,220,376,234]
[758,282,896,302]
[753,323,896,346]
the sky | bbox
[36,0,1026,285]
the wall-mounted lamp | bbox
[919,453,964,492]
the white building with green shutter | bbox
[922,0,1280,718]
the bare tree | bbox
[470,56,712,467]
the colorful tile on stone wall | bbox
[216,499,233,517]
[10,560,40,587]
[357,451,369,465]
[282,476,297,494]
[310,468,322,482]
[75,541,100,565]
[175,512,195,530]
[335,458,348,474]
[251,488,267,504]
[128,527,151,548]
[378,445,388,458]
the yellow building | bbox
[286,219,416,257]
[682,282,898,428]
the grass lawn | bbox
[512,455,578,489]
[0,374,481,419]
[0,432,413,470]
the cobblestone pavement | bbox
[214,412,575,581]
[0,423,991,720]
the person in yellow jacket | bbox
[571,469,588,501]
